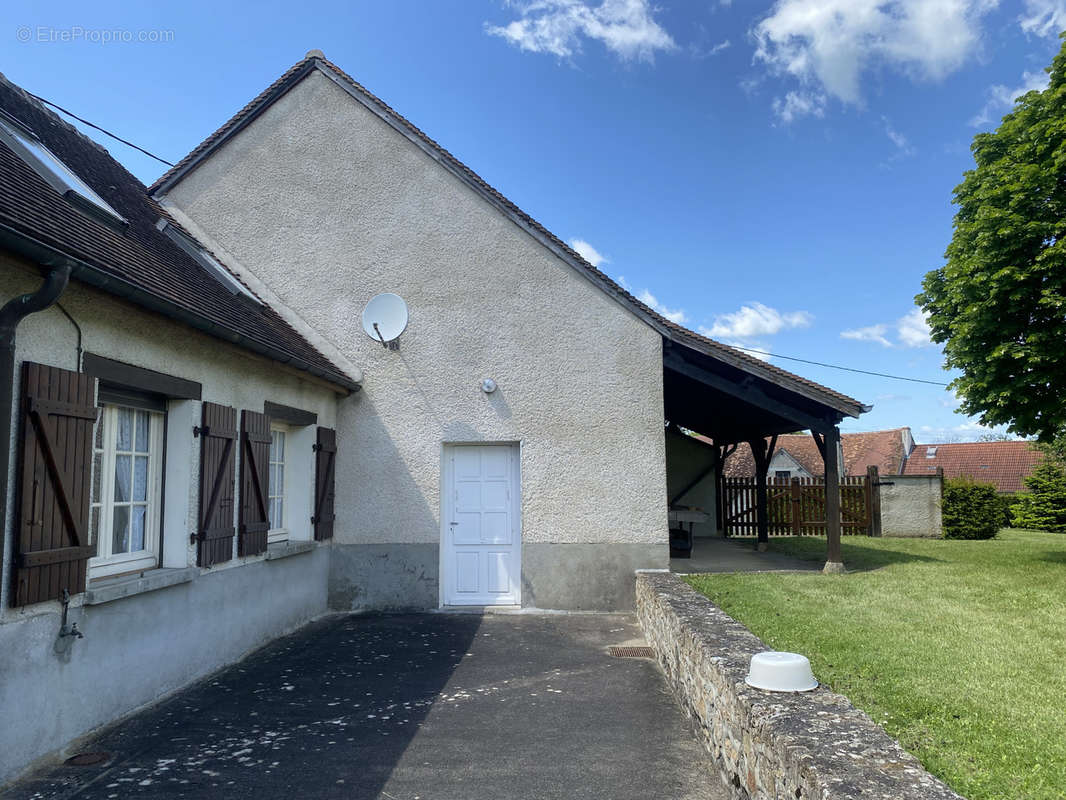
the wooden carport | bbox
[662,339,869,573]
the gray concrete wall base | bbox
[0,547,329,788]
[522,543,667,611]
[329,543,440,611]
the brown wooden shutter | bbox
[12,362,98,606]
[312,427,336,541]
[238,410,271,557]
[196,402,237,567]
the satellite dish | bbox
[362,293,409,348]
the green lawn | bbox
[685,530,1066,800]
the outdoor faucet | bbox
[58,589,84,639]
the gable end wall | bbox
[162,70,668,610]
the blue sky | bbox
[4,0,1063,440]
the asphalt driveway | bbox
[7,613,727,800]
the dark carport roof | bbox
[0,74,358,393]
[150,51,866,423]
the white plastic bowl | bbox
[745,651,818,692]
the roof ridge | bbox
[151,52,866,413]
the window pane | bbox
[277,462,285,497]
[269,497,278,530]
[90,506,99,550]
[94,413,104,448]
[112,505,130,554]
[114,455,131,501]
[92,451,102,504]
[275,498,283,528]
[116,408,132,450]
[133,456,148,501]
[276,431,285,460]
[130,506,146,551]
[135,411,149,453]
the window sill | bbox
[84,567,198,605]
[265,540,316,561]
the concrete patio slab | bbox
[671,536,820,574]
[6,613,728,800]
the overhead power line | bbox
[15,95,955,392]
[28,91,175,167]
[727,343,951,387]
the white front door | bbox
[442,444,520,606]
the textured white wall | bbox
[1,255,339,606]
[162,69,667,547]
[0,255,338,784]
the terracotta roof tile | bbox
[151,53,865,417]
[722,428,911,478]
[0,74,356,391]
[902,442,1043,493]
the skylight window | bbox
[0,112,126,227]
[158,221,261,305]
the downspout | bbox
[0,265,71,570]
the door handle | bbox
[449,522,458,526]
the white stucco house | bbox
[0,52,867,785]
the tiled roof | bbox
[902,441,1043,493]
[722,428,912,478]
[0,74,357,392]
[151,52,866,419]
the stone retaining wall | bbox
[635,572,963,800]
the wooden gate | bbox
[723,474,874,537]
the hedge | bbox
[941,477,1001,539]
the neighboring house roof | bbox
[902,441,1043,493]
[150,51,867,420]
[0,74,358,393]
[722,428,914,478]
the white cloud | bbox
[691,39,731,58]
[970,69,1049,126]
[569,238,609,267]
[772,90,826,122]
[842,308,934,348]
[1020,0,1066,36]
[897,307,933,348]
[883,118,915,155]
[841,324,893,347]
[707,302,813,339]
[638,289,687,324]
[754,0,996,116]
[486,0,677,62]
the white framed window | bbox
[89,403,165,579]
[268,423,289,543]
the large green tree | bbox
[918,37,1066,440]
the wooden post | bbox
[793,480,801,535]
[823,426,844,573]
[867,465,882,537]
[748,436,777,552]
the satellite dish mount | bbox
[362,293,409,351]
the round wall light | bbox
[481,378,497,394]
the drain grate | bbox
[608,645,655,659]
[64,752,111,767]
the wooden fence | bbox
[723,475,873,537]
